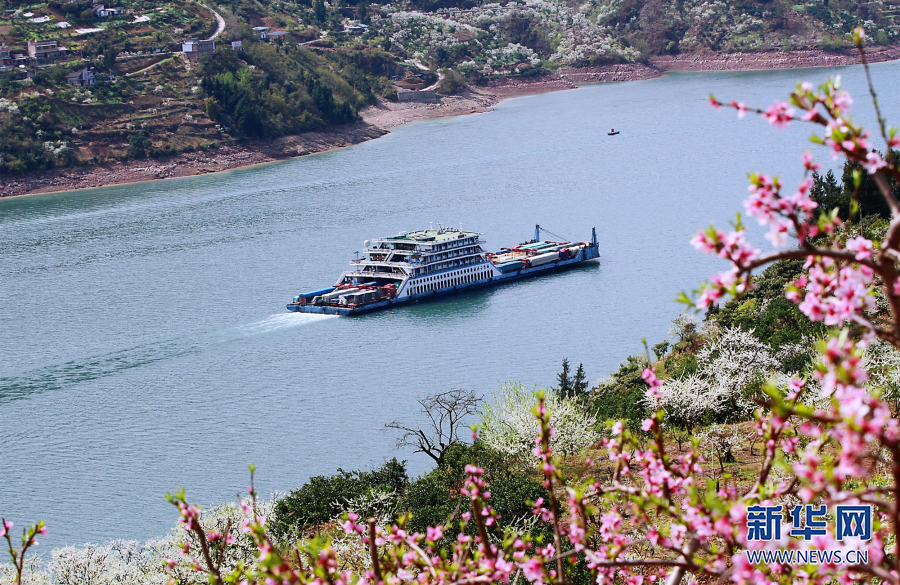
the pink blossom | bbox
[690,230,719,254]
[802,152,821,172]
[522,558,544,582]
[642,368,664,398]
[763,101,795,129]
[862,151,887,174]
[599,511,622,539]
[845,236,874,261]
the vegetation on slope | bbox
[1,0,899,175]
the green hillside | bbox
[0,0,896,175]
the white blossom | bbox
[647,327,778,430]
[0,98,19,113]
[863,338,900,412]
[480,382,597,461]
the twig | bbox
[368,519,383,585]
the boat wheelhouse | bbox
[288,225,599,315]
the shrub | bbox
[270,458,408,541]
[436,69,465,95]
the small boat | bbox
[608,128,620,136]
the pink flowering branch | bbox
[1,518,46,585]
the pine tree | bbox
[313,0,326,23]
[572,363,588,396]
[557,358,573,398]
[358,1,368,24]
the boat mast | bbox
[535,224,540,243]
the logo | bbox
[743,505,871,566]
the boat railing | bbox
[344,270,407,279]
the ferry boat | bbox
[287,225,599,315]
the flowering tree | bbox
[668,313,699,344]
[647,327,779,432]
[643,372,711,434]
[479,382,598,461]
[862,337,900,416]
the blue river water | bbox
[2,61,899,548]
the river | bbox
[2,61,899,549]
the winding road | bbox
[203,4,226,41]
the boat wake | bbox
[0,313,336,404]
[238,313,337,335]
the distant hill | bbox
[0,0,896,175]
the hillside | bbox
[0,0,898,178]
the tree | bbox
[647,327,779,434]
[479,382,597,460]
[313,0,326,23]
[127,132,151,158]
[668,312,699,343]
[554,359,588,399]
[555,358,572,397]
[693,326,778,419]
[572,363,588,396]
[358,1,368,23]
[809,154,899,221]
[652,340,670,360]
[102,48,118,72]
[385,388,481,467]
[644,372,710,434]
[436,69,465,95]
[586,354,649,430]
[270,459,408,540]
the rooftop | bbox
[385,228,480,243]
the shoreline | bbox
[3,45,899,199]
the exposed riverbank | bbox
[3,45,899,198]
[0,123,386,198]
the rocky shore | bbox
[651,45,900,72]
[0,123,385,198]
[4,45,899,198]
[360,91,498,130]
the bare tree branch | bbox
[385,388,482,466]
